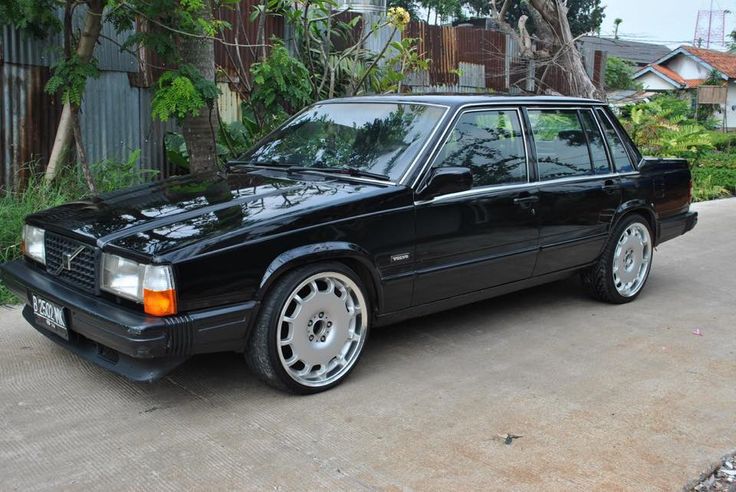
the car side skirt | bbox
[374,264,593,327]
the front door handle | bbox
[602,179,621,194]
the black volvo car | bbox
[1,95,697,393]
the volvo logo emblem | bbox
[50,246,85,276]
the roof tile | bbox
[681,46,736,79]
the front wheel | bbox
[582,215,654,304]
[245,263,370,394]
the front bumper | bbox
[1,260,257,382]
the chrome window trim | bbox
[535,171,638,187]
[409,106,531,190]
[414,171,640,205]
[415,181,537,205]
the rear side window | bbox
[596,109,635,173]
[433,109,527,188]
[528,109,593,180]
[579,110,610,174]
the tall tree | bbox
[109,0,221,174]
[177,2,218,174]
[490,0,602,99]
[497,0,604,37]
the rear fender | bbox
[611,200,658,242]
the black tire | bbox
[581,214,654,304]
[245,262,371,394]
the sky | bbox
[599,0,736,50]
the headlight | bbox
[22,225,46,265]
[101,253,177,316]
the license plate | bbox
[31,294,69,341]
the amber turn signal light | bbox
[143,288,177,316]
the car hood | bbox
[27,171,405,259]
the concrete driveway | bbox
[1,199,734,490]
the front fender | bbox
[258,242,383,306]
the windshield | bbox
[239,102,447,181]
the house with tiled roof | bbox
[633,46,736,127]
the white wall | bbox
[667,54,711,80]
[637,71,678,91]
[725,82,736,129]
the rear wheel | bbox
[245,263,370,393]
[582,215,653,304]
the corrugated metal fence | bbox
[0,2,283,191]
[2,11,603,190]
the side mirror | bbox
[418,167,473,200]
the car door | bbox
[527,107,623,276]
[412,107,540,306]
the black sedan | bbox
[1,95,697,393]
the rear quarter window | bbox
[596,109,635,173]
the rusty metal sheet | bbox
[79,71,141,165]
[0,63,62,190]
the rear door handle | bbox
[513,196,539,205]
[602,179,621,194]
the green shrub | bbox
[621,94,714,163]
[705,131,736,152]
[698,151,736,169]
[691,166,736,201]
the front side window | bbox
[239,103,446,181]
[433,109,527,187]
[528,109,594,180]
[596,109,635,173]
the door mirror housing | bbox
[418,167,473,200]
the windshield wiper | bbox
[226,159,292,170]
[288,166,391,181]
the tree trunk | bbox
[179,1,218,174]
[44,0,104,183]
[71,106,97,195]
[527,0,601,99]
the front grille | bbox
[45,233,97,293]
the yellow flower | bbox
[388,6,410,30]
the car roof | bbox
[320,94,606,108]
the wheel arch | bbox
[257,242,383,314]
[611,200,658,244]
